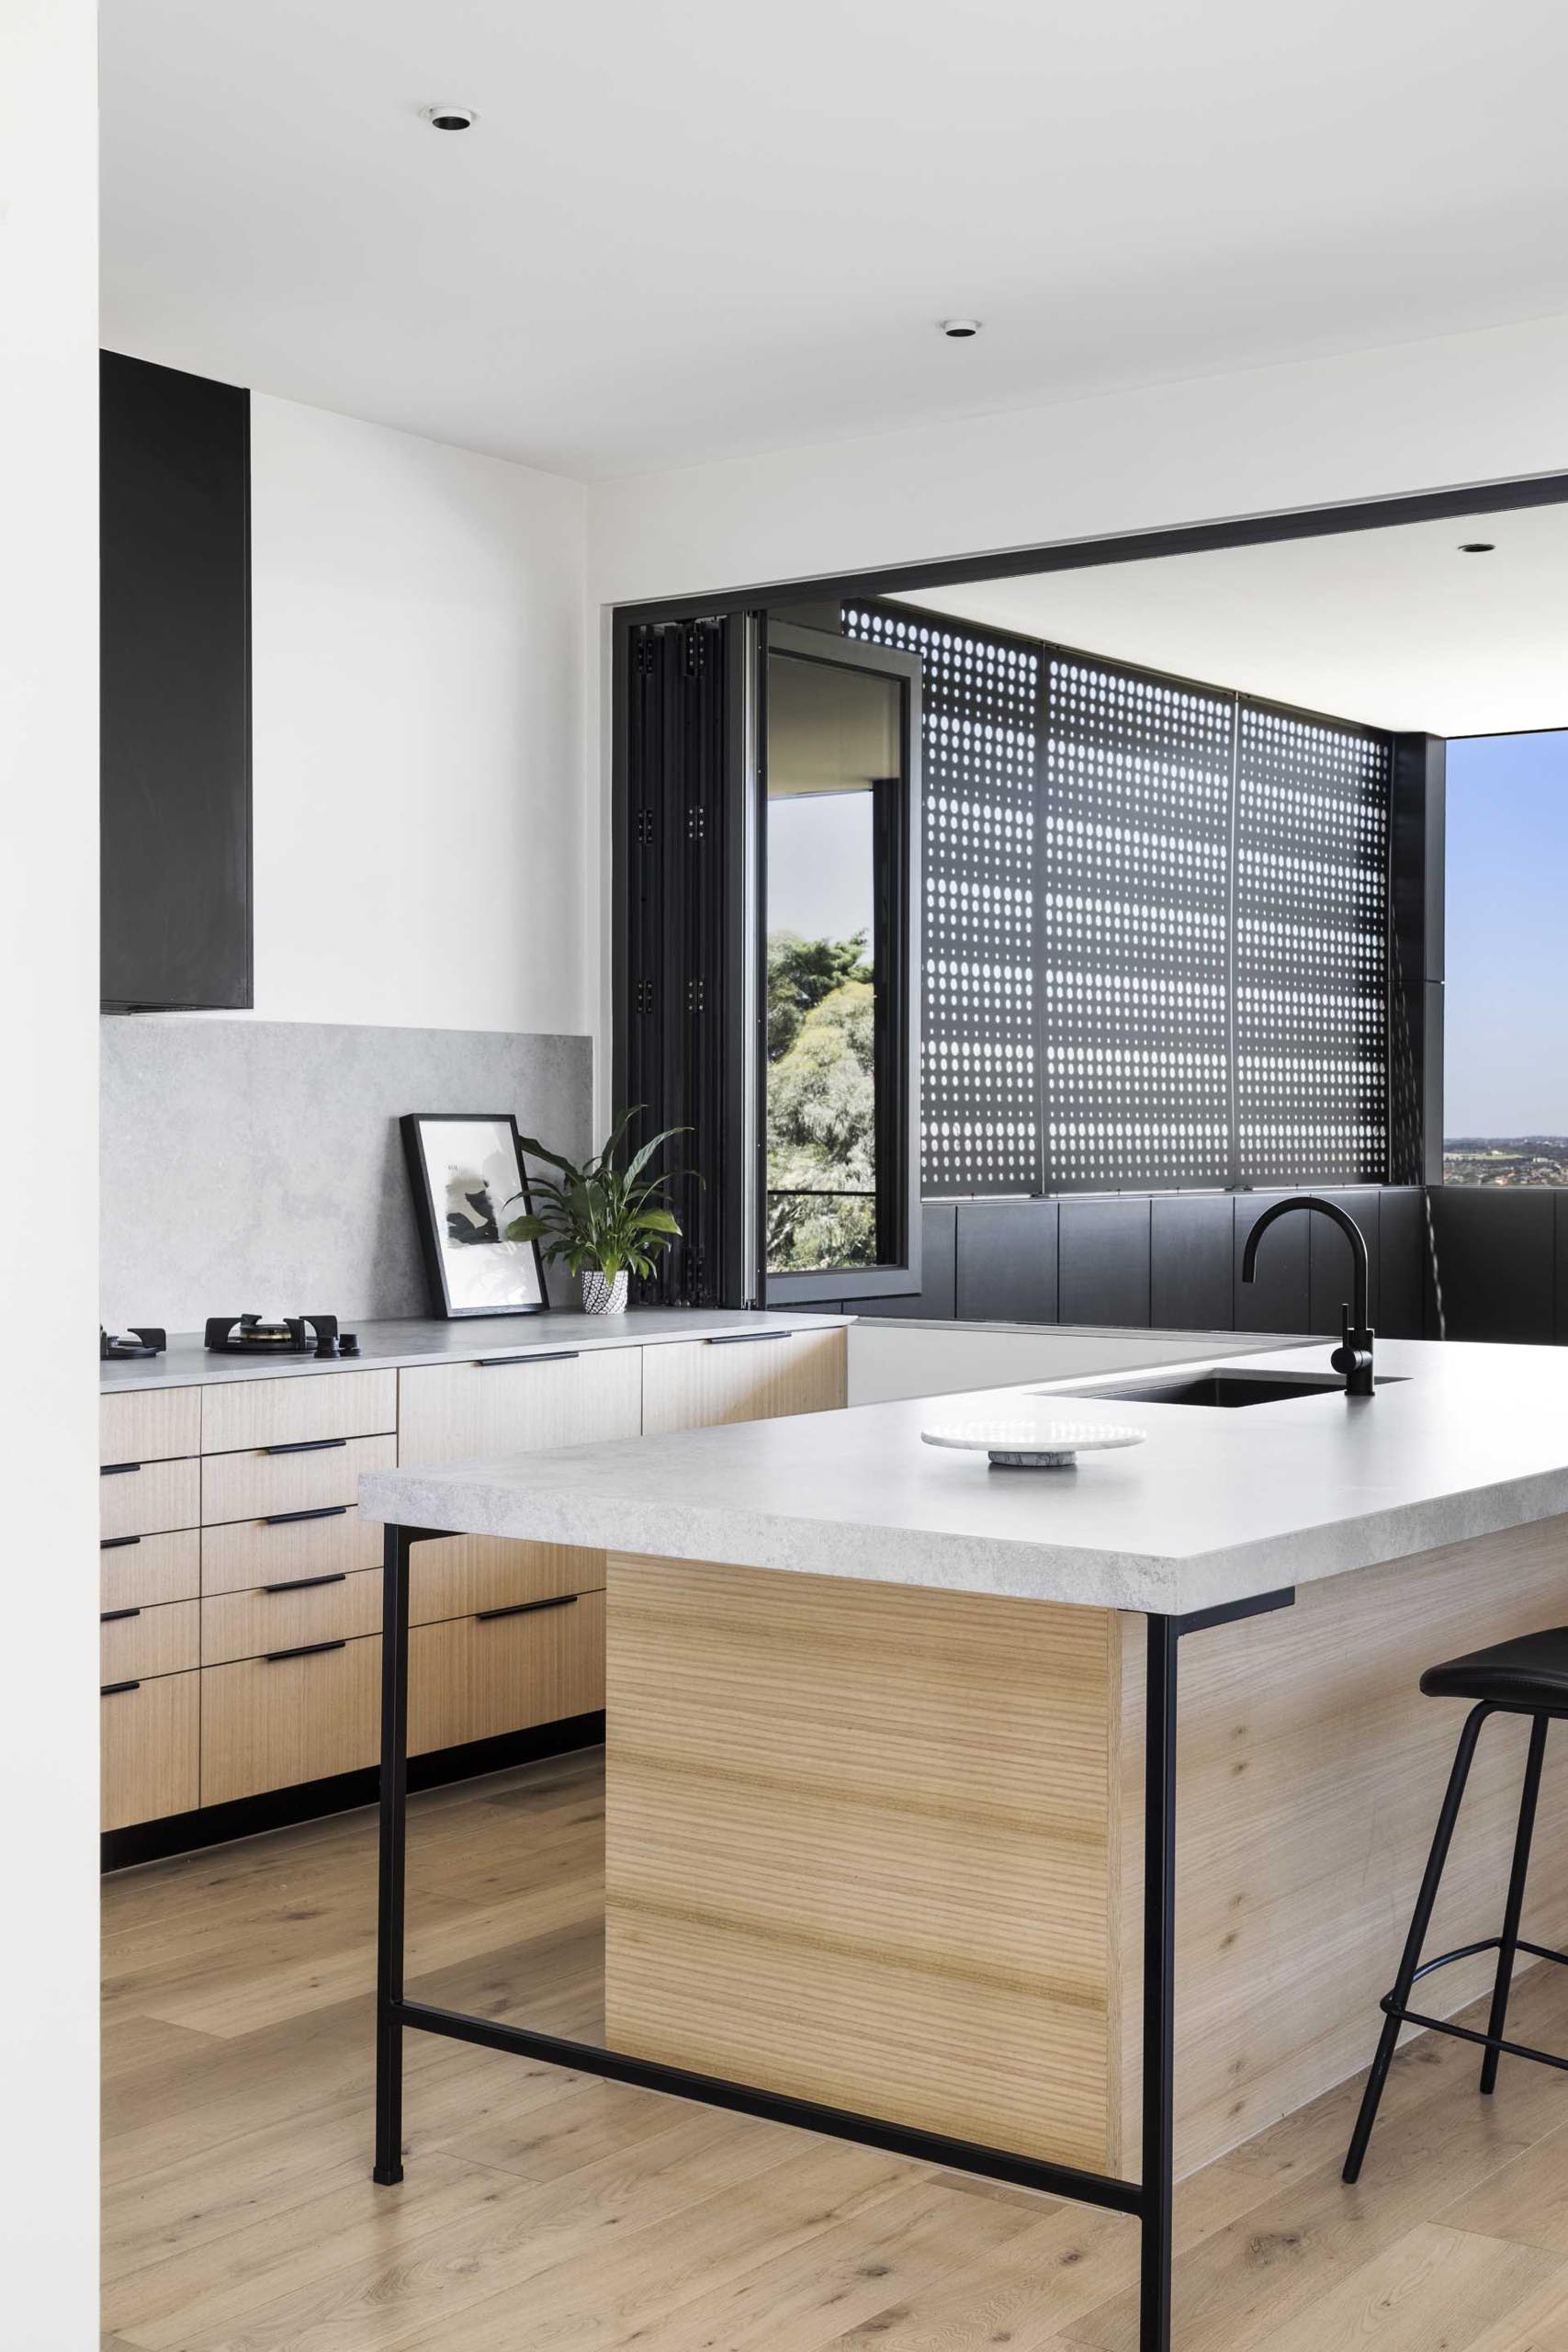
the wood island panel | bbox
[1117,1510,1568,2180]
[604,1553,1122,2172]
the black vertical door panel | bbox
[1150,1194,1235,1332]
[954,1199,1059,1325]
[101,353,252,1010]
[1427,1188,1555,1344]
[621,617,737,1306]
[1374,1189,1427,1340]
[1057,1198,1153,1329]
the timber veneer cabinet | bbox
[99,1324,846,1843]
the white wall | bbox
[250,394,589,1035]
[582,310,1568,1114]
[0,1,100,2342]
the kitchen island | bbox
[361,1335,1568,2352]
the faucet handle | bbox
[1330,1303,1376,1395]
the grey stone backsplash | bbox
[101,1017,592,1332]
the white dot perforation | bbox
[1236,707,1390,1185]
[1040,655,1232,1189]
[848,604,1042,1193]
[842,611,1393,1200]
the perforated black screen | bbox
[844,604,1042,1195]
[843,603,1391,1197]
[1041,654,1233,1191]
[1235,705,1391,1185]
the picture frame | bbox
[400,1113,549,1319]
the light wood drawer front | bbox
[101,1598,200,1685]
[200,1369,397,1457]
[102,1671,198,1832]
[100,1528,199,1613]
[200,1637,380,1806]
[398,1348,641,1466]
[202,1569,382,1667]
[202,1504,383,1597]
[409,1588,604,1755]
[410,1536,604,1627]
[640,1328,846,1436]
[202,1433,396,1528]
[100,1455,200,1543]
[101,1385,201,1468]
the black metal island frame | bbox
[373,1518,1295,2352]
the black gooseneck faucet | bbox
[1241,1194,1376,1396]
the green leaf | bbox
[515,1134,586,1182]
[634,1207,681,1234]
[502,1215,547,1243]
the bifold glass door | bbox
[761,623,920,1300]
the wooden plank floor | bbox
[103,1747,1568,2351]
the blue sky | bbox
[1445,729,1568,1137]
[768,791,874,945]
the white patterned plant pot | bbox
[582,1269,629,1315]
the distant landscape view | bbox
[1443,729,1568,1187]
[1443,1139,1568,1187]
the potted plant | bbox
[504,1113,686,1315]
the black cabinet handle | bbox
[100,1606,141,1623]
[100,1461,142,1476]
[474,1350,580,1367]
[262,1572,347,1596]
[474,1594,579,1623]
[101,1679,141,1697]
[262,1504,351,1527]
[100,1534,141,1551]
[705,1330,792,1346]
[265,1639,347,1664]
[263,1437,348,1456]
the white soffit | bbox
[891,503,1568,737]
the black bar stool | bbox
[1343,1628,1568,2183]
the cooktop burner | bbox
[205,1314,359,1360]
[100,1326,166,1361]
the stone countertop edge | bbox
[354,1339,1568,1620]
[98,1306,856,1391]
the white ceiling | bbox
[101,0,1568,481]
[892,502,1568,736]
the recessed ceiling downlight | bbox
[1459,541,1496,554]
[939,319,981,339]
[421,103,477,131]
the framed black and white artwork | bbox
[400,1114,548,1318]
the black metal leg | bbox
[1140,1615,1179,2352]
[374,1522,412,2185]
[1343,1702,1491,2184]
[1481,1714,1548,2096]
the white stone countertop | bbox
[358,1338,1568,1619]
[98,1307,853,1391]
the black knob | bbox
[314,1335,340,1359]
[339,1332,360,1357]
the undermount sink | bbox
[1053,1369,1404,1409]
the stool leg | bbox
[1344,1702,1490,2184]
[1481,1714,1548,2097]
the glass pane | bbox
[765,649,899,1274]
[1444,729,1568,1185]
